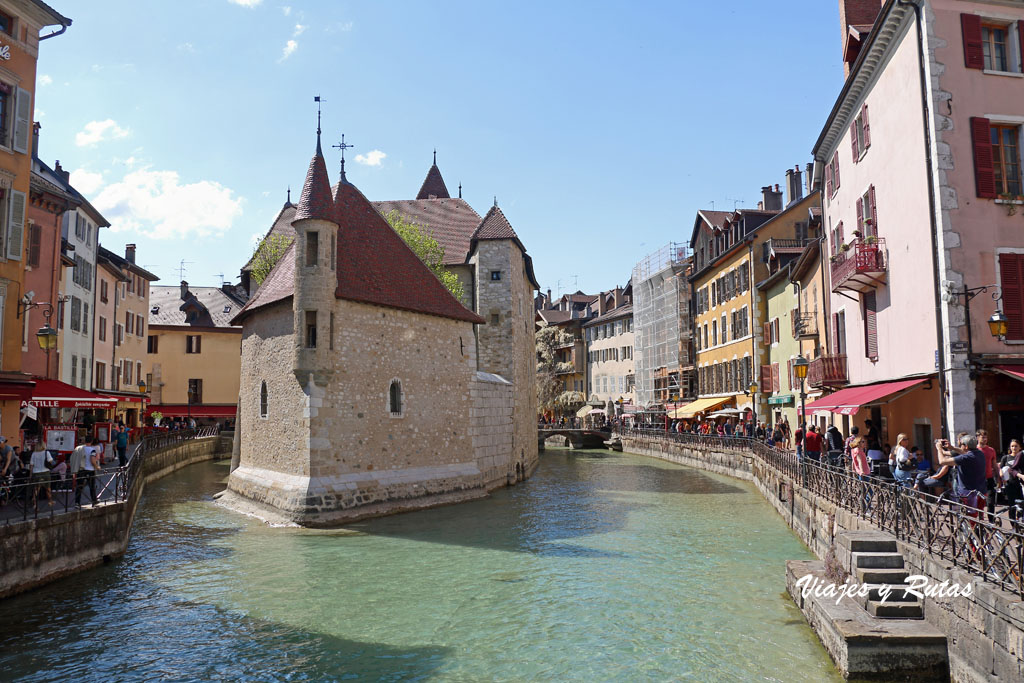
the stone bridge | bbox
[537,427,611,450]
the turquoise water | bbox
[0,448,839,681]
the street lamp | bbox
[988,310,1009,338]
[745,381,759,436]
[793,356,809,452]
[20,299,63,380]
[137,379,147,394]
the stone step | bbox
[866,599,924,619]
[855,567,909,584]
[851,551,904,569]
[846,536,898,553]
[866,586,919,602]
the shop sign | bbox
[0,45,10,61]
[950,341,968,353]
[21,403,37,420]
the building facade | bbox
[584,290,635,413]
[57,196,105,389]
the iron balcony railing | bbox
[617,428,1024,598]
[830,238,887,292]
[807,354,849,388]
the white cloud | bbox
[91,168,243,239]
[38,74,52,86]
[281,6,291,16]
[293,23,306,37]
[280,39,298,61]
[354,150,386,167]
[70,169,104,195]
[177,42,196,53]
[75,119,130,147]
[228,0,262,7]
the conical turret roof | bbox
[294,135,335,222]
[416,160,450,200]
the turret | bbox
[292,131,338,387]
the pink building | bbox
[810,0,1024,451]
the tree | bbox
[249,234,294,287]
[384,210,465,301]
[536,324,577,413]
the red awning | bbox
[804,378,928,416]
[0,378,35,402]
[993,365,1024,383]
[96,392,147,404]
[146,405,236,418]
[25,380,118,409]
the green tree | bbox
[249,233,294,286]
[384,210,465,301]
[536,324,576,413]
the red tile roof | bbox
[371,197,480,266]
[416,163,450,199]
[333,181,483,324]
[231,242,296,324]
[471,205,518,241]
[294,140,334,222]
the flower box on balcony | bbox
[830,238,887,294]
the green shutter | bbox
[7,189,25,260]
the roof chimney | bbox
[786,166,803,205]
[806,162,816,194]
[32,122,40,158]
[839,0,884,78]
[598,292,608,316]
[54,160,70,184]
[761,185,783,211]
[613,287,623,309]
[125,243,136,264]
[180,280,189,300]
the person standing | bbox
[782,418,792,449]
[794,423,805,460]
[0,436,14,479]
[892,433,916,487]
[115,425,130,468]
[74,440,100,507]
[976,430,999,521]
[28,442,54,509]
[804,425,823,462]
[864,419,885,475]
[936,433,988,516]
[1002,440,1024,521]
[826,424,845,468]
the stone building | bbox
[583,287,635,414]
[222,134,538,525]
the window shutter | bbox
[970,117,997,198]
[832,313,840,351]
[861,105,871,149]
[771,363,780,393]
[27,223,41,267]
[787,358,794,391]
[838,220,844,246]
[13,88,30,154]
[961,14,984,70]
[761,364,772,390]
[832,152,840,190]
[196,335,201,353]
[864,291,878,359]
[830,228,837,254]
[999,253,1024,340]
[6,189,25,260]
[856,197,864,233]
[825,163,833,199]
[850,122,859,162]
[869,185,878,235]
[763,321,771,343]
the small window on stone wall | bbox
[306,231,319,267]
[305,311,317,349]
[260,381,268,418]
[490,313,500,325]
[389,379,403,417]
[490,270,501,281]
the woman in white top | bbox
[892,433,915,487]
[29,441,54,508]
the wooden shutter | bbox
[856,197,864,233]
[850,122,859,162]
[863,291,878,359]
[787,358,794,391]
[761,364,773,390]
[13,88,30,154]
[196,335,201,353]
[861,105,871,149]
[27,223,41,267]
[838,220,844,246]
[830,228,837,254]
[6,189,25,260]
[825,163,833,199]
[970,117,997,198]
[869,185,878,235]
[961,14,984,69]
[771,363,780,393]
[763,321,771,344]
[999,253,1024,340]
[832,152,840,190]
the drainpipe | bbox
[898,0,949,440]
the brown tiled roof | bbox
[371,197,481,265]
[334,181,483,324]
[242,202,297,273]
[471,205,517,241]
[416,163,450,200]
[583,304,633,326]
[232,242,296,323]
[150,285,244,328]
[294,140,333,222]
[538,309,571,325]
[697,210,731,228]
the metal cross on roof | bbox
[332,134,354,179]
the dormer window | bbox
[306,231,319,267]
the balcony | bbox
[830,238,887,293]
[791,309,818,339]
[766,237,811,255]
[807,354,848,389]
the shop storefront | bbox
[976,365,1024,452]
[21,379,117,454]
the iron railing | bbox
[0,426,220,526]
[830,238,887,291]
[618,428,1024,597]
[807,354,848,388]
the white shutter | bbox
[13,87,31,154]
[7,189,25,260]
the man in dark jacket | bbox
[826,425,845,467]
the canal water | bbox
[0,448,839,682]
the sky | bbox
[35,0,845,297]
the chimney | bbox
[32,122,40,158]
[547,288,552,307]
[786,165,803,205]
[598,292,608,316]
[54,160,70,183]
[125,243,136,264]
[762,185,783,211]
[613,287,623,309]
[839,0,884,77]
[806,162,816,194]
[180,280,189,300]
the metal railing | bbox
[1,426,219,526]
[830,238,887,291]
[807,354,848,388]
[618,428,1024,597]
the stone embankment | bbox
[0,433,231,600]
[621,433,1024,683]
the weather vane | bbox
[333,134,354,179]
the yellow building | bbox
[688,182,821,424]
[146,281,244,425]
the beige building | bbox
[584,288,635,412]
[223,134,538,525]
[146,281,245,424]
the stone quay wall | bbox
[621,435,1024,683]
[0,436,228,600]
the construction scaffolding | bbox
[632,243,694,408]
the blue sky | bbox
[36,0,843,296]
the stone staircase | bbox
[846,536,925,620]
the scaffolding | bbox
[632,243,694,408]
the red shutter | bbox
[761,364,773,390]
[869,185,878,235]
[830,228,837,254]
[864,291,878,360]
[861,105,871,149]
[961,14,984,69]
[825,163,834,199]
[771,363,780,393]
[763,321,771,344]
[999,253,1024,340]
[786,358,794,391]
[838,220,844,246]
[971,117,997,199]
[856,197,864,233]
[832,152,841,190]
[27,224,41,268]
[850,122,859,162]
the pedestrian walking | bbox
[74,440,101,507]
[115,425,130,468]
[892,433,916,487]
[804,425,823,462]
[977,429,999,522]
[28,442,54,509]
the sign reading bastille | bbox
[0,45,10,60]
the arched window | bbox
[260,380,268,418]
[389,379,402,416]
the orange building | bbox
[0,2,70,443]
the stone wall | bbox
[470,371,515,487]
[621,436,1024,683]
[0,436,227,600]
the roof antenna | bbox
[314,95,323,155]
[332,133,354,182]
[458,182,462,199]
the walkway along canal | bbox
[0,449,840,681]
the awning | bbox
[804,378,928,416]
[24,380,117,409]
[670,396,733,419]
[576,405,594,418]
[992,365,1024,383]
[0,377,35,402]
[589,408,606,415]
[146,404,237,418]
[96,391,147,404]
